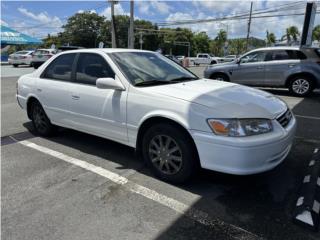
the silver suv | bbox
[204,47,320,96]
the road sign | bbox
[98,42,104,48]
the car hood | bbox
[146,79,287,119]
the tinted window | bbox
[42,53,76,81]
[75,53,115,85]
[240,51,266,63]
[267,50,307,61]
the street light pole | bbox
[128,0,135,49]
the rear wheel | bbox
[13,64,18,68]
[289,76,313,97]
[142,123,198,183]
[30,101,55,136]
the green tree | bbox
[62,11,106,48]
[266,31,276,46]
[282,26,300,44]
[312,25,320,41]
[192,32,210,55]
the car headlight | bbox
[207,119,273,137]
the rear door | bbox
[69,52,128,142]
[264,50,305,86]
[37,53,76,126]
[231,50,267,86]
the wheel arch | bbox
[209,72,230,81]
[285,72,317,88]
[26,95,41,120]
[135,116,199,160]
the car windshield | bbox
[110,51,198,86]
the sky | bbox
[1,0,320,40]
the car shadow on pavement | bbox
[21,92,320,240]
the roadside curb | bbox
[293,148,320,231]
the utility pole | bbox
[139,32,143,49]
[109,0,117,48]
[128,0,135,49]
[246,2,253,51]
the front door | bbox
[69,53,128,142]
[231,50,266,86]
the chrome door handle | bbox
[71,95,80,100]
[256,66,263,69]
[288,64,295,68]
[37,88,42,92]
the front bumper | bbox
[190,116,297,175]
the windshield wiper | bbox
[134,80,173,87]
[168,76,199,82]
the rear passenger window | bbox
[75,53,115,85]
[41,53,76,81]
[268,50,307,61]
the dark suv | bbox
[204,47,320,96]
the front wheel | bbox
[142,123,198,183]
[211,73,228,82]
[13,64,18,68]
[289,76,313,97]
[31,101,55,136]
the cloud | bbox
[100,3,129,19]
[165,1,320,40]
[137,1,171,15]
[18,7,62,28]
[1,19,9,26]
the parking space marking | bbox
[17,139,260,240]
[295,115,320,121]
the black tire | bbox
[288,76,313,97]
[142,123,198,183]
[30,101,55,136]
[210,61,217,65]
[33,64,39,69]
[210,73,228,81]
[13,64,18,68]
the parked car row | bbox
[8,46,83,69]
[17,49,296,183]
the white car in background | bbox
[8,50,34,67]
[31,49,57,69]
[189,53,224,65]
[16,49,296,183]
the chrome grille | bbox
[276,109,292,128]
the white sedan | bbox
[16,49,296,183]
[8,50,34,67]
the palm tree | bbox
[215,29,227,43]
[266,31,276,46]
[281,26,300,45]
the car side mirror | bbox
[235,58,241,64]
[96,77,125,91]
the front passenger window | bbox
[76,53,115,85]
[240,51,266,64]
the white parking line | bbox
[18,139,259,240]
[295,115,320,121]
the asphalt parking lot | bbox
[1,64,320,240]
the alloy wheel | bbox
[148,135,183,175]
[292,79,310,95]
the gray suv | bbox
[204,47,320,96]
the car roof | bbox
[56,48,154,54]
[251,46,319,52]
